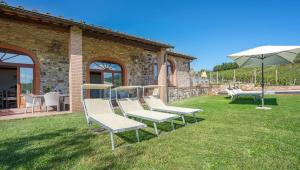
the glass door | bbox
[103,72,113,98]
[103,72,113,84]
[20,67,33,94]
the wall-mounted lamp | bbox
[131,56,139,64]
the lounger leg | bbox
[171,120,175,131]
[136,129,140,142]
[110,132,115,150]
[193,113,197,122]
[88,121,92,130]
[181,115,186,126]
[153,122,159,136]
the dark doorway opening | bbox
[0,67,17,109]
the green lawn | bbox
[0,95,300,169]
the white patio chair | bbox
[24,94,42,113]
[44,92,60,112]
[63,96,69,111]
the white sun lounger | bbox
[117,98,179,135]
[81,84,146,150]
[143,95,202,125]
[225,88,261,101]
[115,86,179,136]
[142,85,203,125]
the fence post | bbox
[275,69,278,85]
[217,71,219,84]
[233,69,236,83]
[222,74,224,84]
[209,72,212,84]
[254,68,257,85]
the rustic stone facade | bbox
[0,17,174,93]
[168,55,192,88]
[0,8,195,111]
[82,35,160,86]
[0,17,69,94]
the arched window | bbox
[89,61,122,86]
[89,61,123,98]
[0,52,34,64]
[0,50,35,109]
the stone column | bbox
[158,48,168,103]
[69,26,83,112]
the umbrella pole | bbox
[261,57,264,107]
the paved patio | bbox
[0,108,70,120]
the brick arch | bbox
[0,43,40,94]
[86,56,128,86]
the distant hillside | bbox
[208,63,300,85]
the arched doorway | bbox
[87,60,125,98]
[0,48,38,109]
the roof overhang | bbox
[167,51,197,60]
[0,3,174,51]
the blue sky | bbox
[6,0,300,70]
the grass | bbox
[0,95,300,169]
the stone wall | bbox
[240,84,300,91]
[209,83,300,95]
[168,83,300,103]
[0,17,70,93]
[168,86,209,102]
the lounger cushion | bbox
[84,99,114,115]
[152,106,202,115]
[144,96,202,115]
[90,113,146,133]
[127,110,178,123]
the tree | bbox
[213,62,239,71]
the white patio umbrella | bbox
[228,45,300,109]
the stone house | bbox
[0,3,196,112]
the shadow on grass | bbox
[142,116,205,133]
[116,129,157,144]
[183,116,205,124]
[229,97,278,105]
[0,128,144,169]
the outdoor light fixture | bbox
[131,56,139,64]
